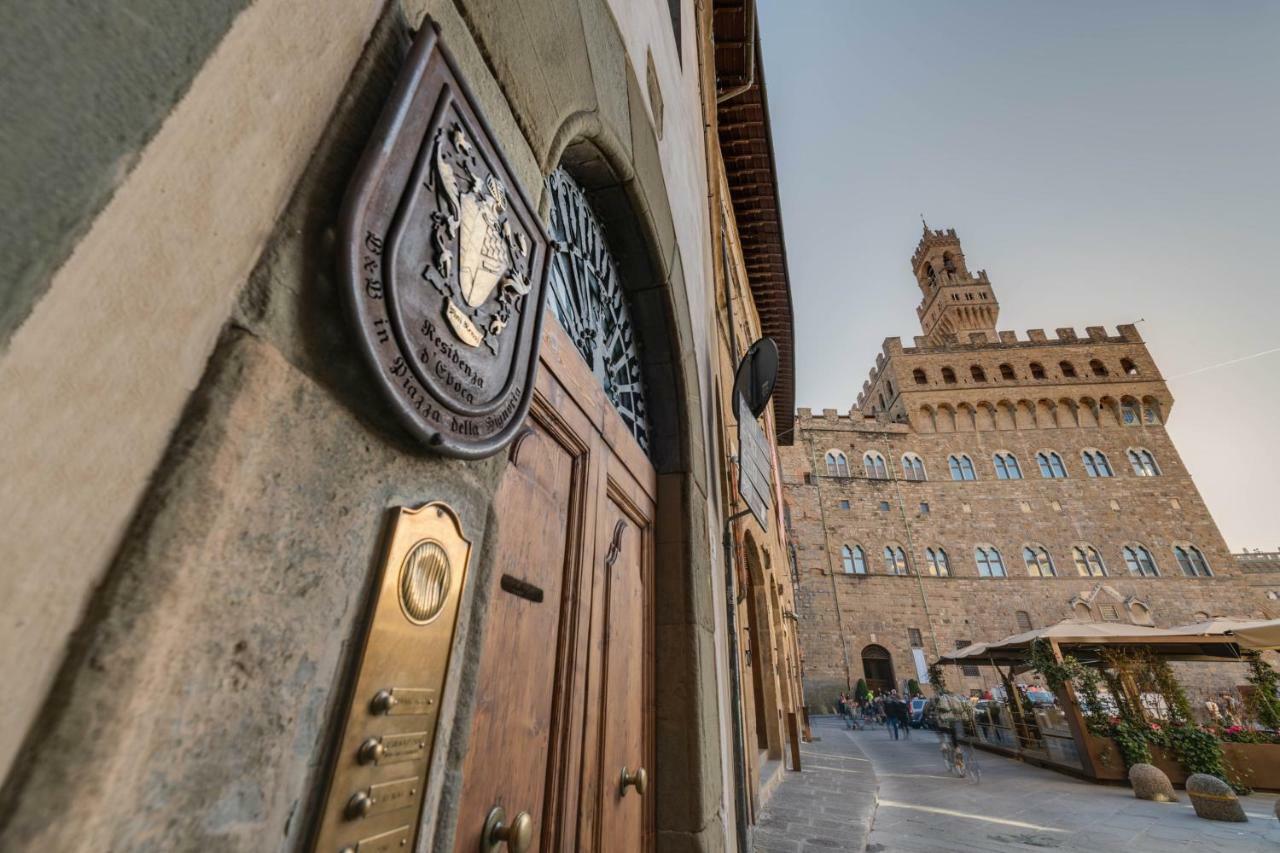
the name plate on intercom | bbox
[311,502,472,853]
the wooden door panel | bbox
[453,385,594,853]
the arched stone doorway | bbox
[861,644,896,695]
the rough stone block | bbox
[1186,773,1247,822]
[1128,763,1177,802]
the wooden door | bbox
[455,318,654,852]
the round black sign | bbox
[732,337,780,419]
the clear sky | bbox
[757,0,1280,551]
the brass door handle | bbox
[620,765,648,797]
[482,806,533,853]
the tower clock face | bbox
[545,168,651,454]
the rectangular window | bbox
[956,640,980,676]
[838,500,850,510]
[803,473,813,484]
[1100,604,1120,621]
[879,501,890,512]
[908,628,923,648]
[919,502,930,514]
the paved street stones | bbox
[1186,773,1247,822]
[1128,763,1177,802]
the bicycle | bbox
[938,723,981,783]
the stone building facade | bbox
[0,2,799,852]
[781,226,1275,710]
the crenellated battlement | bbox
[911,226,961,270]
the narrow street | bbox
[756,716,1280,852]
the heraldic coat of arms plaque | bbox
[339,21,551,458]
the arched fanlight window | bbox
[941,367,957,385]
[912,368,928,385]
[925,547,950,576]
[1090,359,1109,377]
[902,453,926,481]
[1030,362,1047,380]
[1036,451,1067,479]
[1127,448,1160,477]
[863,452,888,480]
[1082,450,1113,478]
[971,365,987,382]
[883,546,909,575]
[825,450,850,477]
[1123,544,1159,577]
[842,544,868,575]
[975,546,1006,577]
[1072,546,1107,577]
[999,363,1016,380]
[1059,361,1077,378]
[1023,545,1056,577]
[993,452,1022,480]
[1174,545,1212,577]
[547,168,650,451]
[948,454,976,481]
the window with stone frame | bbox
[956,640,980,676]
[924,546,951,576]
[1123,544,1160,577]
[1100,604,1121,622]
[863,451,888,479]
[999,363,1016,380]
[1036,451,1067,479]
[970,364,987,382]
[1081,449,1113,478]
[1072,545,1107,577]
[948,454,977,481]
[1030,362,1047,379]
[1127,448,1160,477]
[908,628,923,648]
[941,366,957,384]
[901,453,926,481]
[1090,358,1109,377]
[825,450,850,477]
[993,451,1022,480]
[1023,545,1056,577]
[1121,357,1139,376]
[841,544,868,575]
[883,545,909,575]
[975,546,1006,577]
[1015,610,1034,632]
[912,368,928,385]
[1059,360,1077,378]
[1174,544,1212,577]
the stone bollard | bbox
[1128,763,1177,802]
[1185,773,1247,822]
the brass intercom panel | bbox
[313,503,471,853]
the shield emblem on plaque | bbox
[338,23,551,458]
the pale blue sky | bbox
[758,0,1279,550]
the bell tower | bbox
[912,223,1000,345]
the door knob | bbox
[482,806,533,853]
[620,765,648,797]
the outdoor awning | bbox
[1159,618,1280,651]
[939,619,1246,668]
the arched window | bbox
[883,546,909,575]
[863,452,888,479]
[886,380,894,397]
[1121,358,1138,375]
[925,262,937,286]
[1123,544,1159,577]
[999,363,1016,381]
[877,393,886,411]
[1120,399,1139,425]
[824,450,850,477]
[924,547,950,577]
[1036,451,1067,479]
[1090,359,1109,377]
[901,453,926,481]
[941,367,957,385]
[948,454,976,481]
[943,251,957,273]
[1072,546,1107,577]
[1081,450,1113,478]
[1174,545,1212,577]
[971,365,987,382]
[1142,402,1160,424]
[1030,362,1047,380]
[1059,361,1077,378]
[842,545,868,575]
[1127,448,1160,477]
[975,546,1006,577]
[993,452,1022,480]
[1016,611,1034,632]
[1023,545,1056,577]
[912,368,928,385]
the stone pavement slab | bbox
[752,716,879,852]
[852,723,1280,852]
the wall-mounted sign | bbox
[339,22,551,458]
[736,392,772,531]
[732,336,779,419]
